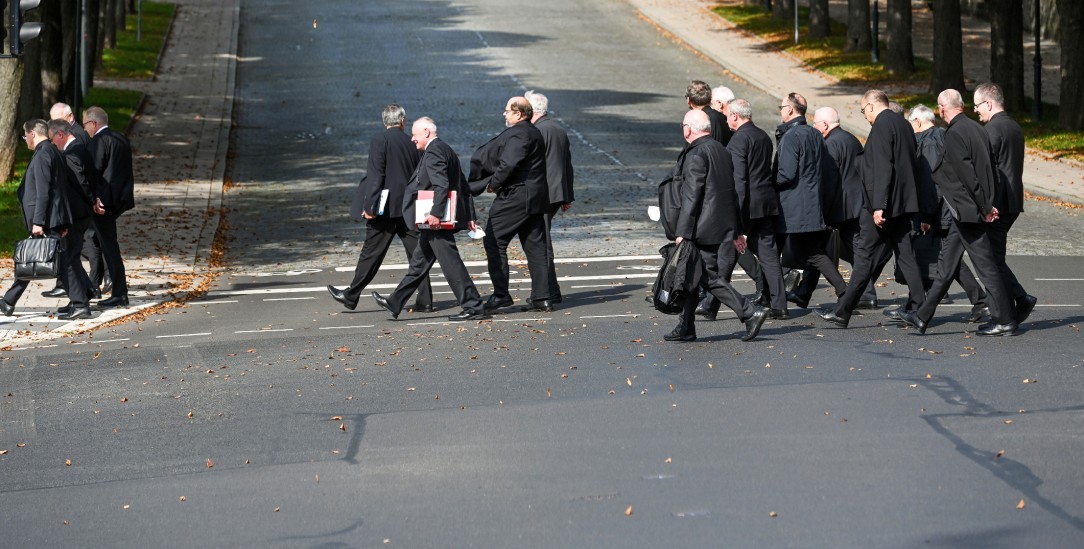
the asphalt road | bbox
[2,0,1084,547]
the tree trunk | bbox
[0,62,25,180]
[114,0,126,35]
[845,0,872,52]
[773,0,794,20]
[990,0,1025,111]
[101,0,117,52]
[17,39,43,130]
[60,0,80,105]
[40,0,65,110]
[1059,0,1084,129]
[809,0,831,39]
[87,0,102,77]
[884,0,915,76]
[931,0,967,93]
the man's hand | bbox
[425,214,442,228]
[560,202,572,212]
[920,222,931,234]
[93,198,106,215]
[59,228,69,238]
[674,236,684,245]
[31,225,44,237]
[984,206,1000,223]
[469,220,479,232]
[873,209,886,228]
[363,211,375,220]
[735,234,748,254]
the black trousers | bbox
[59,217,92,307]
[987,212,1028,301]
[93,212,127,296]
[543,203,563,300]
[4,228,88,308]
[679,240,754,332]
[917,220,1013,325]
[796,218,877,303]
[345,216,431,307]
[834,213,925,319]
[785,230,847,296]
[84,227,108,288]
[697,247,765,312]
[746,216,786,311]
[387,230,483,315]
[483,209,550,303]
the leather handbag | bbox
[13,235,62,281]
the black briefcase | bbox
[13,235,62,280]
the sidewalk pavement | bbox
[628,0,1083,206]
[1,0,239,348]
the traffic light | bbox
[8,0,42,56]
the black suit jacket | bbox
[60,138,99,220]
[914,126,946,225]
[702,106,732,146]
[91,126,135,214]
[468,120,549,216]
[70,122,92,147]
[775,118,827,233]
[860,109,919,218]
[404,138,474,231]
[19,141,72,231]
[533,115,575,205]
[676,135,740,247]
[984,112,1025,215]
[350,126,421,220]
[727,121,778,221]
[823,126,866,224]
[938,114,997,224]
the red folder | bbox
[415,190,457,229]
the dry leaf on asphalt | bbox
[331,416,342,421]
[769,511,778,518]
[996,450,1005,460]
[179,496,187,502]
[624,505,633,516]
[120,397,129,403]
[1016,499,1026,509]
[206,458,214,468]
[65,459,71,466]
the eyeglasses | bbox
[859,103,872,114]
[777,105,788,111]
[973,100,990,112]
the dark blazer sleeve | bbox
[863,122,894,212]
[729,133,750,217]
[480,128,528,193]
[423,147,453,218]
[25,152,52,228]
[351,133,387,218]
[943,126,992,217]
[676,148,706,240]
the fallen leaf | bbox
[608,390,616,395]
[909,384,918,388]
[1016,499,1026,510]
[120,397,129,403]
[1022,378,1037,384]
[769,511,778,518]
[0,450,7,455]
[625,505,633,516]
[92,352,101,360]
[635,353,645,357]
[1004,420,1013,425]
[245,459,251,464]
[65,459,72,466]
[336,346,350,353]
[339,423,346,432]
[708,363,713,369]
[331,416,342,421]
[547,387,552,398]
[206,458,214,468]
[765,363,771,368]
[315,474,320,484]
[669,384,674,392]
[664,457,672,463]
[995,450,1005,460]
[187,411,194,419]
[626,377,632,386]
[274,507,281,512]
[123,504,130,510]
[179,496,186,502]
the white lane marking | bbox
[572,284,624,289]
[318,325,375,330]
[208,274,657,297]
[235,329,294,334]
[1034,278,1084,281]
[156,332,213,339]
[938,303,1079,307]
[580,314,640,319]
[492,317,552,322]
[332,255,661,272]
[263,297,317,302]
[93,338,131,344]
[6,344,60,351]
[198,300,238,305]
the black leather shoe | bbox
[883,308,904,322]
[97,295,129,308]
[664,327,697,342]
[966,306,990,323]
[371,292,399,319]
[741,307,768,341]
[41,287,67,298]
[1015,294,1037,324]
[695,303,719,321]
[58,307,92,321]
[856,298,879,310]
[448,309,490,321]
[897,310,928,335]
[527,299,553,312]
[815,309,849,328]
[783,270,802,293]
[89,287,102,300]
[327,285,359,310]
[550,295,563,304]
[57,303,73,315]
[785,291,809,309]
[484,295,514,311]
[102,277,113,295]
[767,308,789,320]
[412,304,437,313]
[0,299,13,317]
[977,322,1018,337]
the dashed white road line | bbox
[318,325,375,330]
[580,314,640,319]
[156,332,213,339]
[234,329,294,334]
[263,297,317,302]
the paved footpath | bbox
[2,0,1081,347]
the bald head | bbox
[682,109,711,143]
[410,116,438,150]
[812,106,839,138]
[936,89,965,123]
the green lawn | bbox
[100,2,176,80]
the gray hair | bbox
[414,116,438,136]
[47,119,72,136]
[888,101,903,114]
[524,90,548,116]
[908,104,936,124]
[711,86,735,105]
[974,82,1005,108]
[49,102,73,120]
[728,99,753,120]
[813,106,839,125]
[937,89,965,110]
[83,106,109,125]
[382,104,406,127]
[24,119,49,137]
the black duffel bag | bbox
[14,235,62,280]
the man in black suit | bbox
[975,82,1036,324]
[525,90,574,304]
[327,104,433,312]
[468,96,552,312]
[687,80,731,146]
[817,90,925,328]
[46,119,98,320]
[725,99,786,314]
[83,106,134,308]
[1,120,77,318]
[373,117,488,322]
[791,106,878,308]
[774,92,846,315]
[897,90,1017,336]
[663,109,767,342]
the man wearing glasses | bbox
[45,119,98,320]
[817,90,925,328]
[83,106,135,308]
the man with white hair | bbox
[525,90,574,304]
[974,82,1036,324]
[49,102,91,145]
[709,86,735,117]
[896,90,1016,336]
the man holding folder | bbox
[327,104,434,312]
[373,117,489,321]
